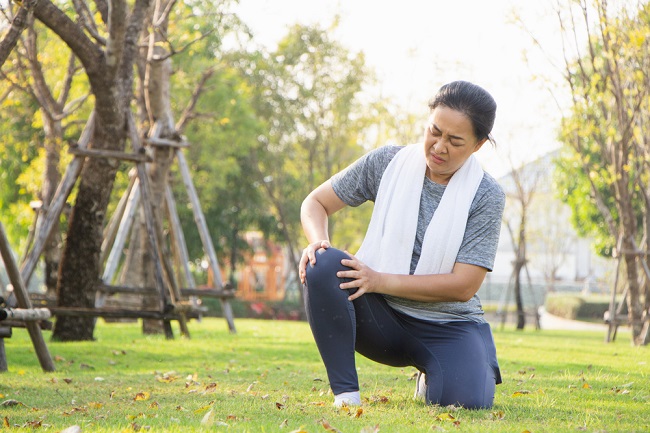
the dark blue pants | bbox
[304,247,501,409]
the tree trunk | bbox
[33,0,150,341]
[53,121,125,340]
[41,114,62,297]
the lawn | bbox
[0,318,648,433]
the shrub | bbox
[545,292,615,321]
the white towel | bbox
[356,143,484,275]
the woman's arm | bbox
[338,255,487,302]
[298,180,348,283]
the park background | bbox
[0,0,648,348]
[0,1,649,432]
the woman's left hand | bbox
[337,252,382,301]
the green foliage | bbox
[553,1,650,258]
[545,292,614,321]
[1,319,648,432]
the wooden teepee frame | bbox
[0,220,55,372]
[605,234,650,343]
[17,112,236,339]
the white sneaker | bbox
[333,391,361,407]
[413,371,427,401]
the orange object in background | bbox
[205,231,286,302]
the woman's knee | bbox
[305,247,352,288]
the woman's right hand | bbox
[298,240,332,284]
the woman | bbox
[299,81,505,409]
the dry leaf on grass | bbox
[320,418,343,432]
[133,392,150,401]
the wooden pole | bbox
[0,221,55,372]
[0,326,10,372]
[176,149,236,333]
[95,179,141,310]
[128,116,174,339]
[20,113,95,285]
[100,169,137,268]
[164,185,198,305]
[0,308,51,321]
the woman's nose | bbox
[433,139,446,154]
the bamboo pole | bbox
[176,149,236,333]
[0,308,51,321]
[20,112,95,285]
[100,169,137,268]
[98,179,140,294]
[164,185,198,306]
[128,115,173,339]
[0,221,55,372]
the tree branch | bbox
[175,66,216,133]
[0,0,38,68]
[32,0,104,78]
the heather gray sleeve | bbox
[455,173,505,272]
[331,145,403,207]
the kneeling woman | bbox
[298,81,505,409]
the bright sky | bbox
[234,0,572,177]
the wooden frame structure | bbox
[14,112,235,341]
[604,235,650,343]
[0,221,55,372]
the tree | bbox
[27,0,151,341]
[501,156,543,330]
[234,23,374,296]
[552,0,650,344]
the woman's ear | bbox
[473,137,488,153]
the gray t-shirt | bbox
[331,144,505,323]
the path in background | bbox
[485,307,611,332]
[537,307,609,331]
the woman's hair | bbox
[428,81,497,145]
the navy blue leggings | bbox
[304,247,501,409]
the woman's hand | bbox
[337,252,382,301]
[298,240,332,284]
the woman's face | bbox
[422,106,487,184]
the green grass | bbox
[0,319,648,433]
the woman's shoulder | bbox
[479,171,505,196]
[474,171,506,208]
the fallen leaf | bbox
[279,419,289,427]
[360,425,380,433]
[355,407,364,418]
[193,404,213,414]
[511,391,531,397]
[275,402,285,410]
[321,418,343,432]
[54,355,65,362]
[435,413,456,421]
[63,378,73,384]
[582,383,591,389]
[200,408,215,426]
[88,402,103,409]
[133,392,150,401]
[3,416,9,428]
[288,428,309,433]
[148,402,159,409]
[1,399,25,407]
[202,383,218,393]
